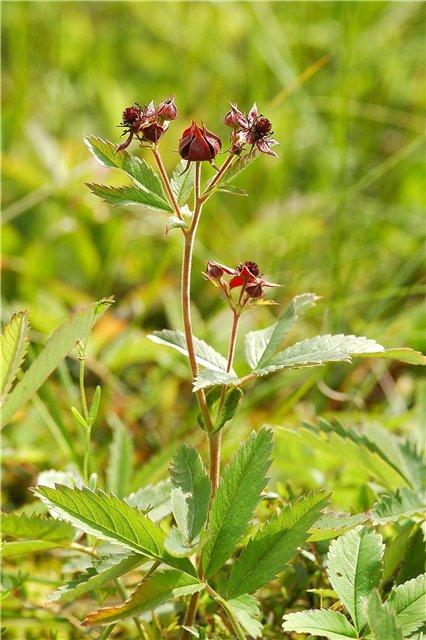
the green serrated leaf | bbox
[148,329,232,373]
[85,183,173,212]
[212,387,243,434]
[84,136,166,198]
[363,590,403,640]
[226,594,263,638]
[107,417,134,498]
[193,370,240,391]
[1,310,30,404]
[387,573,426,637]
[1,539,63,558]
[216,184,248,197]
[202,428,273,579]
[308,511,370,542]
[327,526,384,633]
[48,552,145,603]
[226,491,330,598]
[83,569,203,626]
[0,512,75,542]
[170,444,211,544]
[1,300,112,427]
[245,293,319,370]
[170,160,195,206]
[372,487,426,524]
[33,484,196,577]
[164,526,208,558]
[282,609,358,639]
[125,479,172,522]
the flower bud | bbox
[179,121,222,162]
[223,103,247,129]
[140,122,166,143]
[156,96,177,121]
[205,261,224,279]
[245,282,264,299]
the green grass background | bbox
[1,2,425,637]
[2,0,425,519]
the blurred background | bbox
[2,1,425,511]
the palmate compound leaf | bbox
[226,491,330,599]
[253,334,426,376]
[244,293,320,370]
[327,526,384,634]
[1,299,113,427]
[202,428,273,579]
[372,487,426,525]
[85,183,173,213]
[387,573,426,637]
[84,136,168,199]
[170,159,196,207]
[282,609,358,640]
[1,310,30,404]
[148,329,232,374]
[48,552,146,603]
[83,568,204,626]
[363,590,403,640]
[0,512,75,543]
[169,444,211,545]
[33,485,196,577]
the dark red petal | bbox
[229,274,246,289]
[256,138,279,157]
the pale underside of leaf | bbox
[387,573,426,637]
[226,594,263,638]
[148,329,232,373]
[282,608,358,639]
[1,300,113,427]
[307,511,370,542]
[193,369,240,391]
[125,479,172,522]
[83,569,203,626]
[1,310,30,404]
[48,552,146,602]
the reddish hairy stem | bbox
[152,147,184,221]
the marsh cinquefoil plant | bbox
[1,97,425,639]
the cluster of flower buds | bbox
[223,103,278,157]
[117,96,178,152]
[204,260,279,309]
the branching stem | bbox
[152,146,185,221]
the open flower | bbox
[116,96,177,152]
[204,260,280,306]
[179,121,222,162]
[224,103,278,157]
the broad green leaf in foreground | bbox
[126,479,172,522]
[363,590,403,640]
[372,487,425,524]
[48,552,146,603]
[169,444,211,544]
[387,573,426,637]
[85,183,173,212]
[170,159,196,206]
[148,329,232,373]
[1,310,30,404]
[307,511,370,542]
[254,334,426,376]
[1,299,113,427]
[33,485,196,576]
[226,491,330,598]
[244,293,319,370]
[202,428,273,579]
[107,417,134,498]
[0,512,75,542]
[84,136,167,198]
[83,569,203,626]
[282,609,358,640]
[327,526,384,634]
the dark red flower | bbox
[224,102,278,157]
[179,121,222,162]
[116,96,178,152]
[204,260,279,305]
